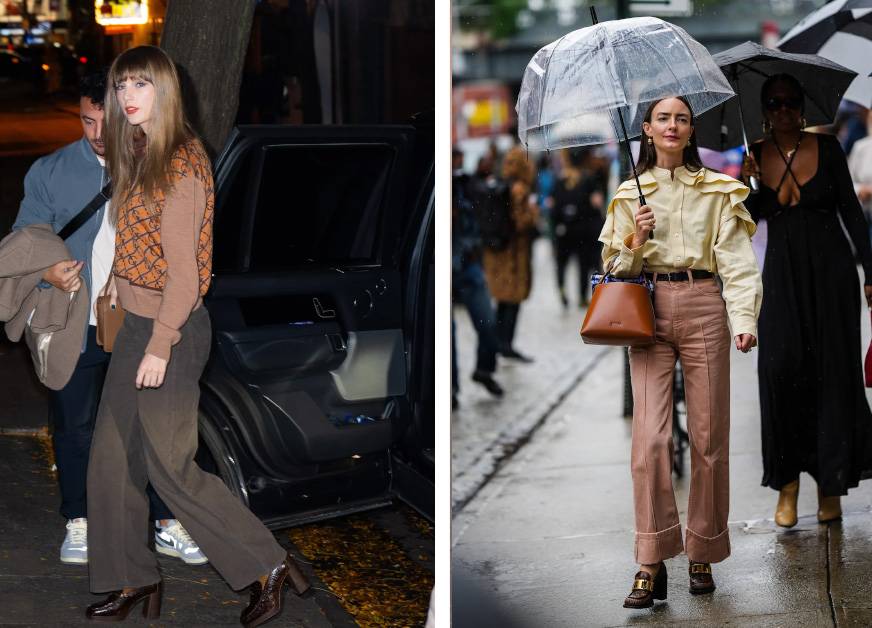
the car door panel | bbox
[205,125,415,472]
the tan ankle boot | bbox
[775,480,799,528]
[817,487,842,523]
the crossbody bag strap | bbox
[57,182,112,241]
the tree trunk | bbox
[160,0,256,159]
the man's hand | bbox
[864,285,872,309]
[735,334,757,353]
[859,185,872,203]
[136,353,168,389]
[43,260,83,292]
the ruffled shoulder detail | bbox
[607,173,658,211]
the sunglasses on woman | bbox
[765,97,803,111]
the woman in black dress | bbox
[742,73,872,527]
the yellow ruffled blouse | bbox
[598,165,763,337]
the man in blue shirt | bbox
[14,69,206,566]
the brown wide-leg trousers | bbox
[628,276,732,565]
[87,307,286,592]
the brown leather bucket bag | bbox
[580,278,655,346]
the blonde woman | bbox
[84,46,308,626]
[599,96,762,608]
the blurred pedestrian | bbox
[536,152,556,230]
[601,96,761,608]
[84,46,309,626]
[11,67,203,568]
[848,108,872,243]
[481,146,539,362]
[548,148,606,307]
[741,73,872,530]
[452,148,504,406]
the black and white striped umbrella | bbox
[778,0,872,106]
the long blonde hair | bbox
[105,45,194,221]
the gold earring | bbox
[647,137,653,145]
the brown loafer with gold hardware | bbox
[85,581,162,621]
[622,562,667,609]
[688,561,715,595]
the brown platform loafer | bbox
[688,561,715,595]
[85,581,162,622]
[622,562,666,609]
[241,553,311,627]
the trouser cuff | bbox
[685,526,730,564]
[634,522,683,564]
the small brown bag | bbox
[580,273,655,347]
[95,275,125,353]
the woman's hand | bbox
[94,275,119,319]
[631,204,656,248]
[136,353,168,389]
[741,153,760,182]
[865,285,872,309]
[735,334,757,353]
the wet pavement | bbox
[452,238,872,627]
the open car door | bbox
[198,125,432,526]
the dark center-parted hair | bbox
[105,45,197,222]
[635,96,704,175]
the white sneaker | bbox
[60,518,88,564]
[154,520,208,565]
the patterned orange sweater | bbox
[113,139,214,360]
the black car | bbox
[193,115,434,527]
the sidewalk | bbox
[452,254,872,626]
[452,237,609,509]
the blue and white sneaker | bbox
[154,520,208,565]
[60,518,88,564]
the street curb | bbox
[451,345,612,514]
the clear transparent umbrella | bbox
[516,16,735,152]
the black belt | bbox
[645,270,715,282]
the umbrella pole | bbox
[615,108,647,208]
[591,5,650,236]
[736,101,760,193]
[731,68,759,193]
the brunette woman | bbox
[482,145,539,361]
[600,96,762,608]
[84,46,308,627]
[741,73,872,528]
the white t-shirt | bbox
[89,156,115,326]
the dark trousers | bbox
[453,262,499,382]
[496,302,521,351]
[554,238,598,303]
[88,309,284,591]
[50,325,172,521]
